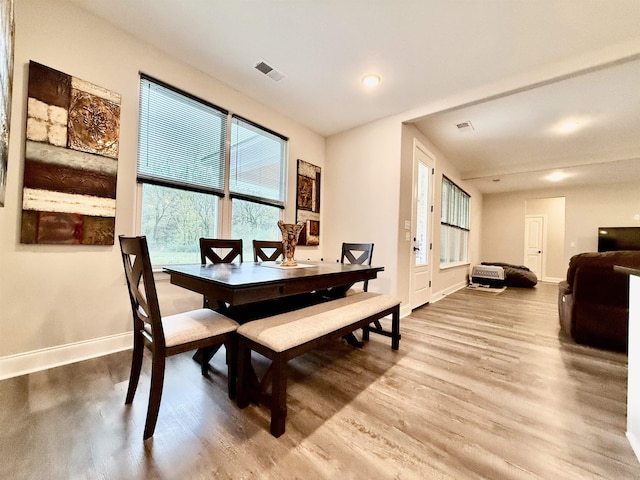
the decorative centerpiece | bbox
[278,220,305,266]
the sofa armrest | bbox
[573,266,630,308]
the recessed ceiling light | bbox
[559,122,579,133]
[362,74,381,87]
[546,171,569,182]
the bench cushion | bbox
[237,292,400,353]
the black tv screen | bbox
[598,227,640,252]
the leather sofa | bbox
[558,250,640,352]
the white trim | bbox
[627,431,640,463]
[0,332,132,380]
[542,276,563,283]
[400,304,413,318]
[439,261,470,271]
[430,281,468,304]
[410,139,436,309]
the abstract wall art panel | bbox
[296,159,320,246]
[21,61,120,244]
[0,0,14,207]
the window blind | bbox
[137,76,227,195]
[441,176,470,230]
[229,115,287,208]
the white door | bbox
[410,142,435,309]
[524,215,545,279]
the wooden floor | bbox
[2,282,639,479]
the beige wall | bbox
[323,119,484,315]
[324,116,403,296]
[481,182,640,277]
[0,0,325,364]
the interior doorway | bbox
[524,214,545,279]
[525,197,566,282]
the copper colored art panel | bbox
[296,159,320,246]
[21,61,120,245]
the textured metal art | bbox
[21,61,121,245]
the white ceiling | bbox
[67,0,640,193]
[412,58,640,193]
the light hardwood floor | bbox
[1,282,638,479]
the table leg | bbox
[192,344,222,366]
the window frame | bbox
[136,75,288,267]
[440,175,471,268]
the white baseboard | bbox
[542,277,563,283]
[628,431,640,463]
[400,304,412,318]
[431,281,468,304]
[0,332,132,380]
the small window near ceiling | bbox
[440,175,470,267]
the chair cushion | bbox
[161,308,239,347]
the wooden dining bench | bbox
[236,291,401,437]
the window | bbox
[137,76,287,265]
[230,116,287,259]
[440,176,470,266]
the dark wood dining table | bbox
[163,261,384,310]
[163,261,385,359]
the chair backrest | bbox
[253,240,284,262]
[199,238,243,264]
[119,235,165,347]
[341,242,374,291]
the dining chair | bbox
[119,235,239,440]
[253,240,284,262]
[199,238,244,309]
[341,242,375,293]
[199,238,243,264]
[341,242,381,333]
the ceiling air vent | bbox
[255,60,286,82]
[456,120,474,132]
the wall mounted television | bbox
[598,227,640,252]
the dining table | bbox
[163,260,385,360]
[163,260,384,310]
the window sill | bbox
[440,261,470,271]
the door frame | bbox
[409,139,435,309]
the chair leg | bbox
[237,337,250,409]
[125,332,144,404]
[143,354,165,440]
[226,337,238,399]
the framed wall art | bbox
[20,61,121,245]
[0,0,14,207]
[296,159,320,246]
